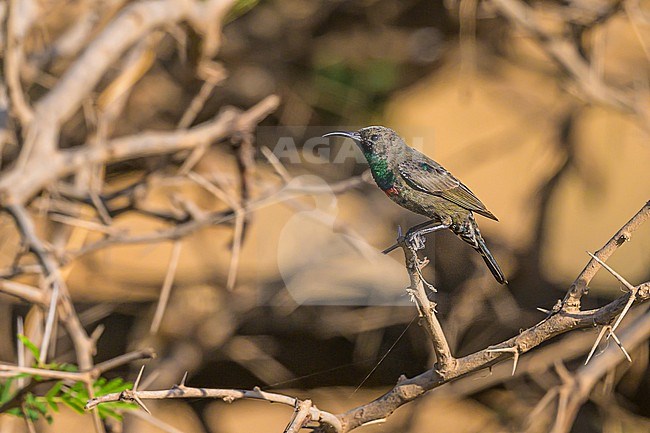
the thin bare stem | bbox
[150,241,182,334]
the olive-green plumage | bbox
[324,126,507,284]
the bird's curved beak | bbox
[322,131,361,142]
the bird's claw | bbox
[382,226,426,254]
[405,231,426,251]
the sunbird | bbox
[324,126,507,284]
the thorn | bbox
[536,307,552,314]
[608,294,636,336]
[180,371,188,387]
[360,418,386,427]
[486,346,520,376]
[586,252,635,290]
[585,326,609,365]
[608,331,632,362]
[586,252,639,336]
[133,395,151,414]
[133,365,146,391]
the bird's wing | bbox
[397,159,498,220]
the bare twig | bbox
[0,95,279,205]
[5,204,94,369]
[310,203,650,432]
[284,399,313,433]
[0,348,155,381]
[150,241,182,334]
[187,171,244,290]
[550,308,650,433]
[564,201,650,309]
[86,377,342,432]
[4,0,35,126]
[399,241,455,374]
[491,0,648,122]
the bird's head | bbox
[323,126,401,159]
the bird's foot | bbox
[405,230,426,251]
[382,226,428,254]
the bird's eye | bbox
[370,134,379,142]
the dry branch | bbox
[0,95,279,205]
[550,308,650,433]
[320,202,650,432]
[491,0,648,122]
[564,200,650,309]
[3,1,649,432]
[85,379,343,433]
[5,204,95,369]
[400,240,455,373]
[82,201,650,433]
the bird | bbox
[323,126,507,284]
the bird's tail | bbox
[474,232,508,285]
[454,217,508,285]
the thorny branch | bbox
[85,372,342,433]
[84,202,650,433]
[564,200,650,309]
[317,202,650,432]
[2,0,649,432]
[0,1,283,431]
[399,238,455,374]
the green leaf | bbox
[1,377,15,404]
[24,407,40,422]
[57,363,78,373]
[45,381,63,410]
[97,378,131,395]
[7,407,22,417]
[97,406,122,421]
[45,381,63,400]
[61,394,85,415]
[70,381,86,394]
[17,334,41,361]
[33,399,48,413]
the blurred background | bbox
[1,0,649,432]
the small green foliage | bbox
[16,334,77,371]
[1,335,136,424]
[17,334,41,361]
